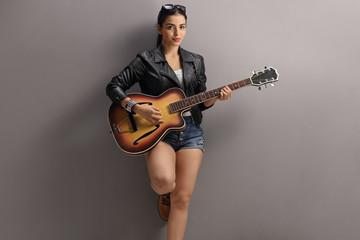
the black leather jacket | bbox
[106,44,212,126]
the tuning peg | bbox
[264,66,267,69]
[253,71,256,75]
[258,86,261,91]
[271,83,275,87]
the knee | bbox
[150,175,176,195]
[171,192,192,210]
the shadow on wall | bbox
[36,24,167,240]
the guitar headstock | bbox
[250,67,279,90]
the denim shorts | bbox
[162,116,205,152]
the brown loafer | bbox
[158,193,171,221]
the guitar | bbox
[108,67,279,155]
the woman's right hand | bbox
[133,104,164,125]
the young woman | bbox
[106,4,232,240]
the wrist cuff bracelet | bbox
[125,99,138,114]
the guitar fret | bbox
[212,90,217,97]
[184,99,189,107]
[206,91,210,99]
[169,103,173,112]
[209,90,213,98]
[180,100,184,109]
[244,79,251,85]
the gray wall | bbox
[1,0,360,239]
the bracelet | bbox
[125,99,138,114]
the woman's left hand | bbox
[203,85,232,107]
[218,86,232,101]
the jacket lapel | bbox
[179,47,195,90]
[155,45,181,87]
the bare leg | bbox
[167,148,203,240]
[145,141,177,195]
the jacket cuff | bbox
[199,102,213,111]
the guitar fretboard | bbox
[169,78,252,113]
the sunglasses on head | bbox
[162,4,186,13]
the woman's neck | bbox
[162,44,180,58]
[162,44,182,70]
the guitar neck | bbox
[169,77,252,113]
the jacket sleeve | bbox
[106,55,146,105]
[196,55,213,111]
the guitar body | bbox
[108,88,188,155]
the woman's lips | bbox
[173,38,181,42]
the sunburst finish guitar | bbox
[108,67,279,155]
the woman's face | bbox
[157,14,186,48]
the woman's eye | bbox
[166,25,186,30]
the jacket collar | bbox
[154,44,195,63]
